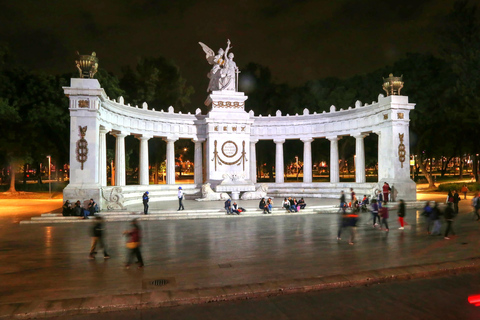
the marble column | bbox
[250,140,258,183]
[302,138,313,183]
[327,136,340,183]
[193,139,204,185]
[99,128,108,187]
[354,133,368,183]
[274,139,285,184]
[137,135,151,186]
[164,138,177,185]
[113,132,127,186]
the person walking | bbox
[422,201,433,234]
[340,191,346,211]
[453,190,461,215]
[379,201,389,231]
[177,187,185,211]
[461,184,469,200]
[371,199,381,227]
[124,219,144,269]
[142,191,149,215]
[397,199,407,229]
[444,202,456,240]
[431,202,442,236]
[89,216,110,259]
[473,193,480,221]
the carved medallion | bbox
[397,112,404,119]
[222,141,238,158]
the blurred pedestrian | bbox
[453,190,461,214]
[461,184,469,200]
[422,201,433,234]
[371,199,380,227]
[124,219,144,269]
[444,202,456,240]
[397,199,407,229]
[379,201,389,231]
[89,216,110,259]
[431,203,442,236]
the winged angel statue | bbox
[199,39,239,92]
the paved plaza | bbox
[1,192,480,318]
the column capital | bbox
[250,139,259,144]
[326,136,341,142]
[192,138,206,143]
[135,134,153,141]
[273,139,285,144]
[99,127,110,135]
[163,136,178,143]
[352,132,369,139]
[112,130,129,138]
[301,138,314,143]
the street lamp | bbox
[46,155,51,195]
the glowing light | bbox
[468,295,480,306]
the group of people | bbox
[88,217,144,269]
[142,186,186,215]
[282,197,306,213]
[224,198,244,215]
[259,197,274,214]
[63,199,98,219]
[422,200,457,239]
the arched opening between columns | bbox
[338,136,355,182]
[149,138,166,184]
[283,140,303,182]
[364,133,378,182]
[256,140,275,182]
[312,139,330,182]
[175,139,195,184]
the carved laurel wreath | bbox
[398,133,406,168]
[76,126,88,170]
[212,140,247,171]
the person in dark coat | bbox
[142,191,149,215]
[379,201,389,231]
[89,216,110,259]
[444,202,456,240]
[62,200,72,216]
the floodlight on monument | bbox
[382,73,404,96]
[75,51,99,79]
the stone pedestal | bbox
[204,90,255,191]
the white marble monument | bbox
[63,48,416,210]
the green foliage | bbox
[120,56,194,112]
[438,182,480,192]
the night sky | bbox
[0,0,458,107]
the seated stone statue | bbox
[197,183,231,201]
[241,184,268,200]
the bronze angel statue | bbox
[199,39,239,92]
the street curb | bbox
[2,256,480,319]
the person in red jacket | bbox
[123,219,144,269]
[382,182,390,203]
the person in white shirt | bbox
[177,187,185,211]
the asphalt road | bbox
[50,271,480,320]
